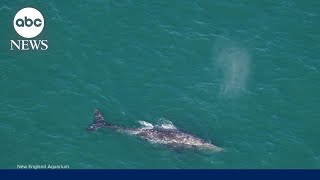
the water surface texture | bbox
[0,0,319,168]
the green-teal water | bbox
[0,0,319,168]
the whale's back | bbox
[136,128,212,148]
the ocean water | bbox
[0,0,319,168]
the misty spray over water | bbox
[213,42,251,97]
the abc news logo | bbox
[10,7,48,50]
[16,16,43,27]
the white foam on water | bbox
[138,120,154,129]
[156,118,177,129]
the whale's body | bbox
[87,110,222,151]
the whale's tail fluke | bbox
[86,109,107,131]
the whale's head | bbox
[201,143,224,152]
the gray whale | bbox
[87,110,222,151]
